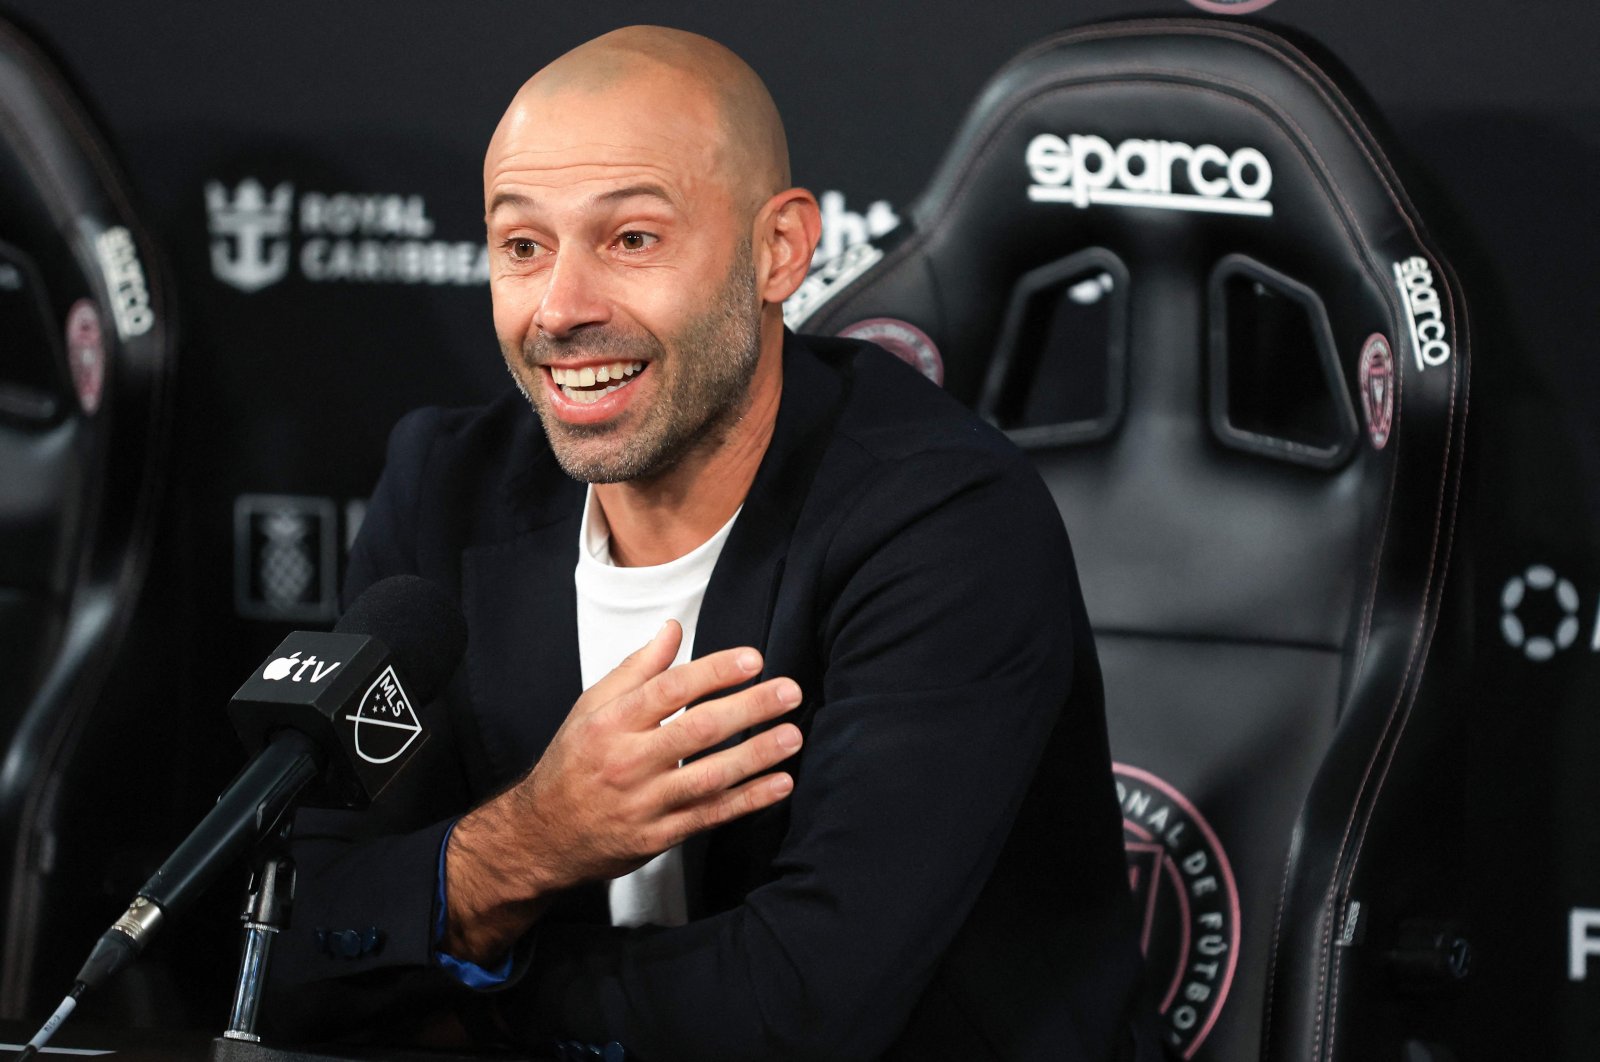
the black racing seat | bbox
[790,19,1470,1062]
[0,17,175,1018]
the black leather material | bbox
[0,16,175,1017]
[793,19,1469,1062]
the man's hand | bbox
[441,621,803,964]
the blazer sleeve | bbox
[263,407,482,1041]
[492,448,1084,1061]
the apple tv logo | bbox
[261,650,342,684]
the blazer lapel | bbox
[460,470,586,791]
[692,333,848,663]
[683,334,849,916]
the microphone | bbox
[73,575,468,992]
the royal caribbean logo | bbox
[207,179,293,292]
[1115,763,1240,1059]
[205,177,489,292]
[1026,133,1274,218]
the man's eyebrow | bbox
[485,185,679,222]
[486,191,535,218]
[594,183,679,209]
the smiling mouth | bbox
[548,360,646,405]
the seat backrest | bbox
[0,16,175,1018]
[791,19,1470,1062]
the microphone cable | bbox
[12,979,84,1060]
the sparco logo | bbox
[1393,256,1451,371]
[1114,763,1239,1060]
[205,178,490,292]
[1026,134,1273,218]
[93,227,155,339]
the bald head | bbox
[491,26,790,212]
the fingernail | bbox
[769,773,794,797]
[737,649,762,672]
[777,681,802,708]
[776,724,802,751]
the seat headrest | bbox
[793,17,1463,466]
[792,18,1469,649]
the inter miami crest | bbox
[1114,763,1241,1060]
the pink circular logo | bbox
[1114,763,1240,1059]
[837,317,944,386]
[65,299,106,415]
[1184,0,1280,12]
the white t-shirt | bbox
[573,486,741,928]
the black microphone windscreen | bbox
[334,575,467,704]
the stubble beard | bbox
[503,240,762,484]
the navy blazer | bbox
[268,332,1151,1061]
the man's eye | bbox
[507,238,541,260]
[616,231,658,252]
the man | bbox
[271,25,1152,1062]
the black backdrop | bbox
[1,0,1598,1056]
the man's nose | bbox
[534,248,611,338]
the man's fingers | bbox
[659,770,796,848]
[653,677,802,763]
[619,646,769,728]
[658,720,803,807]
[584,620,684,706]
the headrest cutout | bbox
[1207,253,1357,470]
[980,246,1128,447]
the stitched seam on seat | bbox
[1259,836,1301,1058]
[1094,628,1342,654]
[1351,363,1403,686]
[1324,293,1469,1062]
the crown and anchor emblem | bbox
[206,179,294,292]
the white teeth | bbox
[550,361,645,387]
[559,381,629,404]
[551,361,646,401]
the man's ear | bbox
[754,189,821,304]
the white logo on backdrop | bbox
[812,190,899,268]
[783,191,900,330]
[205,178,489,292]
[1025,134,1274,218]
[207,179,293,292]
[1500,565,1583,661]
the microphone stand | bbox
[222,851,295,1044]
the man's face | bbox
[484,78,765,483]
